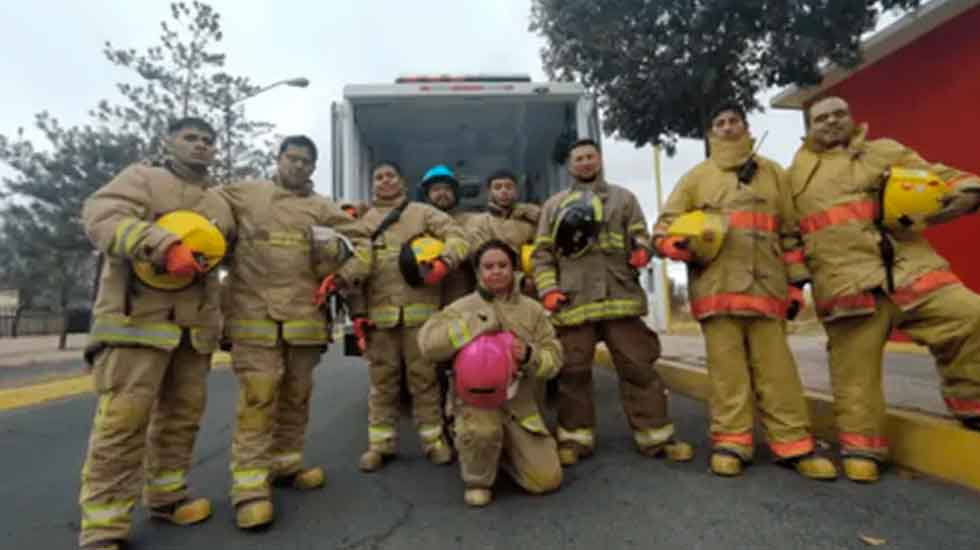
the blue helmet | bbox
[418,164,460,205]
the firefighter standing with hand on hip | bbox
[533,138,694,467]
[654,103,837,480]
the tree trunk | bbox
[11,305,23,338]
[58,284,69,350]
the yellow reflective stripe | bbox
[598,231,626,251]
[113,218,146,256]
[232,468,269,490]
[369,425,395,443]
[628,222,647,235]
[553,299,644,326]
[534,235,554,246]
[558,191,583,209]
[520,414,547,433]
[369,307,400,328]
[446,236,469,259]
[90,317,182,349]
[282,320,328,343]
[591,195,604,223]
[227,320,278,342]
[403,303,435,324]
[81,500,135,529]
[537,348,557,377]
[145,470,185,493]
[272,452,302,468]
[419,424,443,442]
[634,424,675,448]
[557,426,595,447]
[535,269,557,289]
[448,319,472,349]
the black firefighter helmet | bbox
[552,191,603,258]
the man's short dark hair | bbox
[279,135,318,162]
[168,117,215,138]
[708,102,747,128]
[565,138,601,161]
[486,169,519,187]
[472,238,518,271]
[371,160,403,177]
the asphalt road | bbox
[2,348,978,550]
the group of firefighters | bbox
[74,95,980,550]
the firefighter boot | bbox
[424,436,453,465]
[641,439,695,462]
[962,417,980,431]
[275,467,326,490]
[792,454,838,481]
[710,452,743,477]
[149,497,212,525]
[79,541,123,550]
[359,450,387,472]
[558,443,592,466]
[843,457,879,483]
[464,488,492,508]
[236,498,274,529]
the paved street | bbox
[2,347,978,550]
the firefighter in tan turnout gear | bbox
[419,240,563,507]
[787,96,980,483]
[77,118,235,550]
[654,103,837,480]
[533,138,694,466]
[216,135,369,529]
[350,161,470,472]
[468,169,542,296]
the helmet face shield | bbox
[552,192,602,258]
[453,331,517,409]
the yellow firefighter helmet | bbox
[520,243,535,277]
[880,167,949,232]
[132,210,227,291]
[666,210,728,265]
[399,235,446,287]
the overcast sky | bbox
[3,1,902,280]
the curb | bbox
[594,345,980,492]
[0,375,94,412]
[0,352,234,413]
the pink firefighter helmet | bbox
[453,331,517,409]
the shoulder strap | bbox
[371,199,410,241]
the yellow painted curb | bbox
[0,375,94,411]
[595,345,980,491]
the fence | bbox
[0,308,90,338]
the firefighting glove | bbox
[655,236,693,263]
[926,190,980,226]
[422,259,450,286]
[313,274,338,306]
[786,285,805,321]
[629,247,651,269]
[165,243,206,277]
[541,290,568,312]
[353,317,375,353]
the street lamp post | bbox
[223,76,310,182]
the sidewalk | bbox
[659,334,947,417]
[0,333,87,367]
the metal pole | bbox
[653,144,672,333]
[224,102,233,183]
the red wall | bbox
[823,6,980,338]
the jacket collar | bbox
[709,133,754,170]
[273,174,314,196]
[803,123,869,156]
[570,174,609,196]
[164,159,210,186]
[372,191,407,208]
[477,277,521,304]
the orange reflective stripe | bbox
[799,200,877,234]
[816,292,876,318]
[769,435,815,458]
[839,432,888,450]
[944,397,980,416]
[711,432,753,447]
[890,270,960,306]
[946,173,978,189]
[728,211,778,232]
[691,293,787,319]
[783,249,805,265]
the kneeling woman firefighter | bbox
[418,239,564,507]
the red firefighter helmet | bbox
[453,331,517,409]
